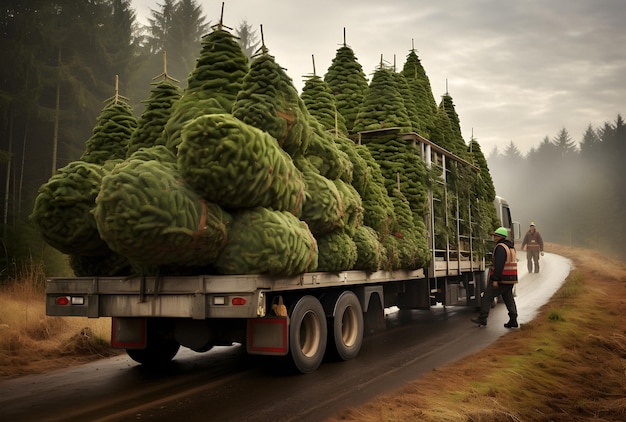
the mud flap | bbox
[111,317,147,349]
[247,317,289,356]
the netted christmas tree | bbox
[303,118,353,182]
[80,76,136,164]
[324,30,369,132]
[352,63,412,133]
[438,92,469,159]
[94,146,232,273]
[162,20,249,152]
[301,56,348,135]
[391,63,422,134]
[32,78,136,276]
[215,207,318,276]
[360,129,429,219]
[30,160,120,256]
[401,45,438,139]
[178,113,305,215]
[127,54,182,156]
[468,137,501,246]
[232,33,311,157]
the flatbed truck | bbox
[46,129,519,373]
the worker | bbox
[521,222,544,273]
[472,227,519,328]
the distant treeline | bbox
[487,116,626,259]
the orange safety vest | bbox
[491,243,518,283]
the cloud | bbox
[132,0,625,154]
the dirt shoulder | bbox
[329,243,626,421]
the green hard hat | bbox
[491,227,508,237]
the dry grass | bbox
[329,243,626,422]
[0,262,120,378]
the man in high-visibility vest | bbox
[521,222,544,273]
[472,227,519,328]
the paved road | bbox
[0,252,571,422]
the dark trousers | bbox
[527,250,540,273]
[479,282,517,318]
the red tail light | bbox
[232,297,247,306]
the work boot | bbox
[504,313,518,328]
[471,315,488,327]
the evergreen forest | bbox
[488,119,626,259]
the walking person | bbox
[521,222,544,273]
[472,227,519,328]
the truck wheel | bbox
[287,295,327,374]
[126,332,180,366]
[328,291,363,361]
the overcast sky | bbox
[132,0,625,155]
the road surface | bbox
[0,252,571,422]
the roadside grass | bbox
[330,244,626,421]
[0,260,117,378]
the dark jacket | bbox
[491,238,518,283]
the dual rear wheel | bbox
[287,291,364,374]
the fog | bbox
[486,125,624,258]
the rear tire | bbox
[328,291,363,361]
[126,321,180,366]
[286,295,327,374]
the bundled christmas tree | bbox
[127,55,182,156]
[80,76,137,164]
[324,30,369,132]
[352,63,412,133]
[162,23,249,152]
[232,39,311,157]
[301,57,348,135]
[401,45,438,139]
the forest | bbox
[488,119,625,259]
[1,0,624,279]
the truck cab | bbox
[494,196,520,242]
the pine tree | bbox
[391,69,421,134]
[127,56,182,156]
[236,20,260,61]
[301,63,348,135]
[161,18,249,152]
[438,93,467,158]
[401,46,437,138]
[232,40,310,157]
[80,77,137,164]
[324,31,369,132]
[352,65,412,133]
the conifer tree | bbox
[324,30,369,132]
[127,55,182,156]
[352,65,412,133]
[301,61,348,135]
[232,35,311,157]
[161,17,249,152]
[401,46,437,138]
[391,69,421,134]
[438,93,467,158]
[80,77,137,164]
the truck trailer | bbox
[45,128,519,374]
